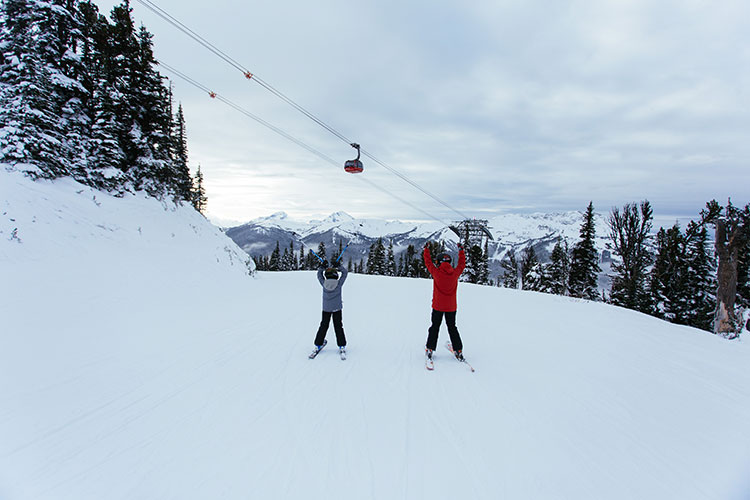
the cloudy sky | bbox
[94,0,750,226]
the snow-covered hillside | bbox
[2,170,750,500]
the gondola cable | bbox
[158,61,460,231]
[135,0,472,222]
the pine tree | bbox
[288,240,298,270]
[269,241,281,271]
[0,0,80,178]
[520,246,544,291]
[500,251,518,289]
[317,242,327,263]
[280,247,291,271]
[367,238,387,275]
[481,240,490,285]
[191,165,208,214]
[78,0,126,190]
[737,235,750,309]
[298,244,306,270]
[403,244,418,277]
[684,222,715,331]
[0,0,196,199]
[172,102,192,201]
[650,224,689,323]
[569,202,602,300]
[545,239,570,295]
[386,241,397,276]
[608,201,654,314]
[649,220,716,331]
[463,244,485,284]
[306,249,317,269]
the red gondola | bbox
[344,143,363,173]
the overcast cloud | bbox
[94,0,750,225]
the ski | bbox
[445,342,475,372]
[425,350,434,371]
[339,347,347,360]
[308,339,328,359]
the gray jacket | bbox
[318,266,348,312]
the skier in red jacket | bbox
[423,242,466,361]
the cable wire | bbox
[135,0,470,222]
[157,61,458,229]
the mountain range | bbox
[224,211,614,280]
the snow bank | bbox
[0,168,254,275]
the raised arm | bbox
[456,245,466,274]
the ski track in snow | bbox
[2,170,750,500]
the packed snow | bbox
[2,169,750,500]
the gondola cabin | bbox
[344,143,364,173]
[344,159,363,173]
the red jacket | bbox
[424,246,466,312]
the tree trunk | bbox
[714,220,739,338]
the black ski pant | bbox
[426,309,462,352]
[314,310,346,347]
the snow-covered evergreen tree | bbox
[269,241,281,271]
[463,244,487,284]
[288,241,298,270]
[0,0,198,202]
[315,241,328,262]
[650,220,716,332]
[172,102,193,201]
[367,238,387,275]
[544,239,570,295]
[280,247,291,271]
[0,0,84,178]
[386,241,396,276]
[481,240,490,285]
[608,200,653,314]
[306,249,317,269]
[191,165,207,214]
[684,222,715,331]
[520,246,544,291]
[651,224,690,323]
[500,251,519,289]
[298,244,306,271]
[569,202,601,301]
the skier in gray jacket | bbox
[313,261,348,354]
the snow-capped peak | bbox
[321,211,354,224]
[267,211,288,220]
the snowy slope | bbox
[2,171,750,500]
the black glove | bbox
[321,259,329,268]
[457,242,464,250]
